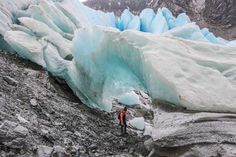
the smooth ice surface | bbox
[129,117,145,130]
[118,91,141,106]
[1,0,236,112]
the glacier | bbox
[0,0,236,112]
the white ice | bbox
[129,117,145,130]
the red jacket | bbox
[119,109,126,125]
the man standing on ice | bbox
[118,107,127,135]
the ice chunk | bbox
[12,10,30,21]
[28,5,71,40]
[129,117,145,130]
[11,24,34,35]
[119,9,133,31]
[163,23,208,42]
[205,32,222,44]
[38,0,76,34]
[0,0,39,34]
[118,91,141,106]
[43,42,70,77]
[201,28,210,36]
[140,8,155,32]
[175,13,191,27]
[161,7,176,29]
[4,31,45,67]
[200,28,224,44]
[150,9,168,34]
[127,16,140,31]
[18,17,72,58]
[0,0,38,15]
[80,5,116,27]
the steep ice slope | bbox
[0,0,236,112]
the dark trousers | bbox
[120,122,127,134]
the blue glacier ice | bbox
[175,13,191,27]
[118,91,141,106]
[127,16,140,31]
[117,9,134,31]
[0,0,236,112]
[139,8,155,32]
[161,7,176,29]
[149,9,168,34]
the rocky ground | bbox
[0,51,149,157]
[145,101,236,157]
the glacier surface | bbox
[0,0,236,112]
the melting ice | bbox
[0,0,236,112]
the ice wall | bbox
[69,27,236,112]
[0,0,236,112]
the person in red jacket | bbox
[118,107,127,135]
